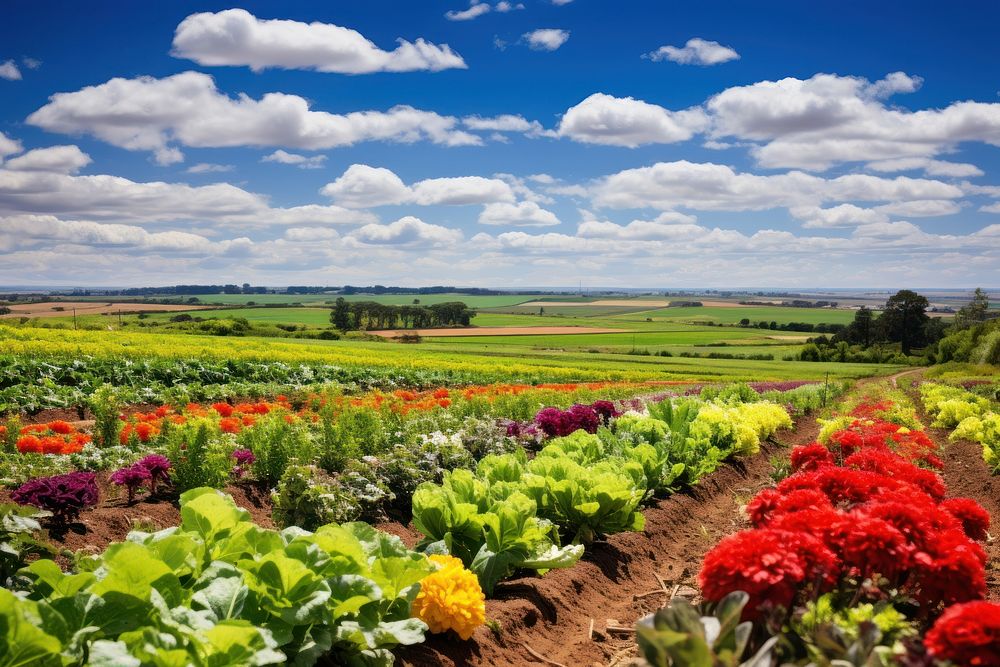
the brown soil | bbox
[0,301,210,319]
[398,417,820,667]
[1,479,277,561]
[370,327,630,338]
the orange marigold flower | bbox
[16,435,43,453]
[219,417,242,434]
[134,422,160,443]
[411,554,486,640]
[48,420,74,435]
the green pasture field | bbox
[481,305,657,317]
[142,307,335,326]
[423,328,801,350]
[57,293,533,308]
[609,305,858,325]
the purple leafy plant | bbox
[231,448,255,478]
[11,472,99,524]
[110,464,152,504]
[136,454,171,494]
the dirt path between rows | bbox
[397,416,821,667]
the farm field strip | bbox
[0,301,213,318]
[371,326,631,337]
[0,380,834,666]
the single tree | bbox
[846,306,876,347]
[330,297,352,331]
[878,290,929,355]
[955,287,990,328]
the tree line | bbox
[330,298,476,331]
[801,288,995,363]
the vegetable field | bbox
[2,367,999,665]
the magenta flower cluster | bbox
[110,454,172,503]
[12,472,99,524]
[231,448,255,478]
[533,401,621,438]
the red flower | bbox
[939,498,991,542]
[16,435,42,453]
[837,513,911,580]
[48,420,73,435]
[212,402,234,417]
[790,443,835,472]
[746,488,781,526]
[912,528,988,609]
[219,417,242,434]
[699,528,838,619]
[925,601,1000,666]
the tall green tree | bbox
[878,290,929,355]
[845,306,876,346]
[955,287,990,329]
[330,297,352,331]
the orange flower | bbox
[48,420,74,435]
[16,435,42,453]
[212,402,234,417]
[134,422,160,443]
[219,417,242,434]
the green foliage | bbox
[635,591,776,667]
[411,466,583,595]
[0,503,53,589]
[239,414,314,486]
[89,383,122,448]
[12,489,433,666]
[791,594,916,666]
[271,464,362,530]
[163,421,232,491]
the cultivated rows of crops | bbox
[919,380,1000,473]
[1,380,838,665]
[0,324,896,413]
[633,382,1000,665]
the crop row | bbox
[919,381,1000,474]
[0,381,828,665]
[0,325,666,412]
[634,383,1000,666]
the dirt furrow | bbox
[398,416,821,667]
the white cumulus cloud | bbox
[350,216,462,246]
[446,2,492,21]
[478,201,560,226]
[321,164,515,208]
[0,60,22,81]
[558,93,708,147]
[1,145,91,173]
[261,150,327,169]
[27,72,482,165]
[645,38,739,66]
[523,29,570,51]
[173,8,466,74]
[707,72,1000,170]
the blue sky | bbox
[1,0,999,288]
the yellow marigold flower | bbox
[412,554,486,640]
[896,426,911,434]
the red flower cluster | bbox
[16,421,91,455]
[701,408,991,620]
[924,600,1000,666]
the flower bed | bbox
[636,386,1000,665]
